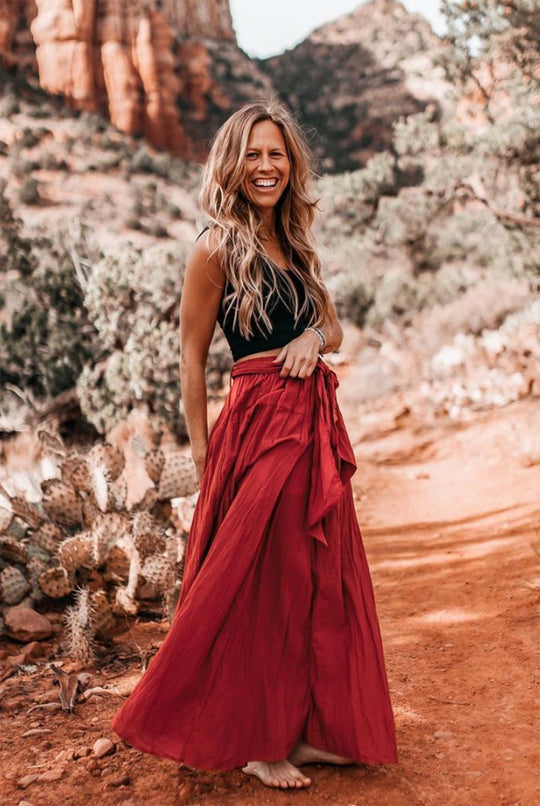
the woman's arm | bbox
[179,229,225,483]
[317,296,343,354]
[276,286,344,378]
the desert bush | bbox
[131,146,158,174]
[407,274,532,360]
[0,179,32,277]
[375,188,445,253]
[16,126,49,149]
[393,109,442,157]
[78,240,187,434]
[316,152,397,240]
[18,177,40,204]
[0,220,102,403]
[0,91,20,118]
[82,240,188,352]
[78,110,108,135]
[333,270,375,328]
[77,319,181,435]
[424,206,516,272]
[77,237,231,435]
[366,267,429,328]
[40,151,69,171]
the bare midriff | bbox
[234,347,283,364]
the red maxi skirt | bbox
[110,353,398,770]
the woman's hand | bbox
[272,329,322,378]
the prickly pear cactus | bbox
[0,420,199,664]
[42,479,83,527]
[38,566,75,598]
[0,565,31,605]
[63,587,98,665]
[57,533,94,572]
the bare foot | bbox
[287,740,356,767]
[241,759,312,788]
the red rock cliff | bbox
[29,0,185,153]
[0,0,239,155]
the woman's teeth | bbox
[253,179,278,187]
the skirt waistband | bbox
[230,353,328,378]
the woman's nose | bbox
[258,153,272,171]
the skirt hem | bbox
[111,721,399,771]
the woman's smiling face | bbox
[241,119,291,211]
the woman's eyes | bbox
[246,152,284,158]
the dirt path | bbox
[2,391,540,806]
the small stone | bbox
[15,642,45,664]
[62,660,87,673]
[433,730,455,740]
[1,698,20,712]
[77,672,93,689]
[34,689,59,704]
[21,728,53,738]
[9,653,28,668]
[4,606,53,642]
[16,774,39,789]
[104,771,130,787]
[18,800,35,806]
[93,737,116,758]
[36,767,64,782]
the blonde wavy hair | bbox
[198,97,333,339]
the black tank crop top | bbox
[195,226,314,361]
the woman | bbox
[111,99,398,790]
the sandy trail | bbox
[1,384,540,806]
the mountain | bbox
[258,0,452,171]
[1,0,450,169]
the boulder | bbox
[4,605,53,642]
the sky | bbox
[229,0,446,59]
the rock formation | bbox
[0,0,38,71]
[0,0,268,160]
[27,0,184,153]
[158,0,235,41]
[175,36,273,162]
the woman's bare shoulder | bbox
[190,225,226,289]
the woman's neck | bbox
[259,208,277,240]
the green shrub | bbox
[18,178,40,205]
[0,220,102,402]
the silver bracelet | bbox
[305,326,326,351]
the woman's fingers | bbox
[272,345,288,363]
[280,351,318,378]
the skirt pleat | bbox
[110,354,398,770]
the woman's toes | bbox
[242,759,311,789]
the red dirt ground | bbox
[1,384,540,806]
